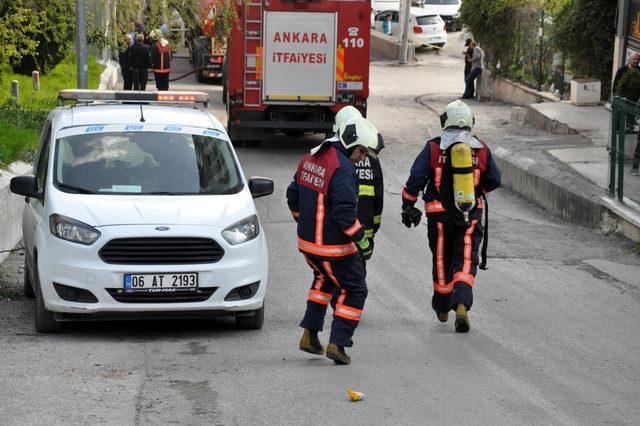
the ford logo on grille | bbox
[155,226,170,231]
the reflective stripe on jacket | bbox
[286,142,364,259]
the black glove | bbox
[401,206,422,228]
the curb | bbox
[492,147,605,227]
[0,162,32,264]
[524,105,576,135]
[493,147,640,242]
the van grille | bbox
[99,237,224,264]
[106,287,217,303]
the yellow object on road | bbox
[347,388,365,402]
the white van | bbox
[10,90,273,333]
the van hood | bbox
[50,192,253,228]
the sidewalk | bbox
[524,101,640,241]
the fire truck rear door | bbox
[262,11,337,103]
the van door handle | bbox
[25,197,30,203]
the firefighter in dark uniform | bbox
[332,106,384,266]
[287,117,384,365]
[355,152,383,264]
[401,101,501,332]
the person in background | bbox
[383,13,393,36]
[130,33,152,90]
[613,52,640,94]
[462,40,484,99]
[118,34,134,90]
[463,38,473,82]
[150,29,172,91]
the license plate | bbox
[428,37,442,42]
[124,273,198,293]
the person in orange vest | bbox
[149,29,172,91]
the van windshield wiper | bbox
[57,183,95,194]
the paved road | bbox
[1,39,639,425]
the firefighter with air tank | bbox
[401,100,501,332]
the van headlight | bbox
[222,215,260,245]
[50,214,101,245]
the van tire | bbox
[24,258,35,299]
[34,259,61,333]
[235,304,264,330]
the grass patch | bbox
[0,287,21,301]
[0,55,105,167]
[0,121,39,166]
[1,55,104,110]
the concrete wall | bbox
[370,30,415,63]
[493,78,558,107]
[0,162,32,263]
[479,70,558,107]
[492,147,605,227]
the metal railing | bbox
[610,95,640,210]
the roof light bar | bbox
[58,89,209,106]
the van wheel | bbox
[34,261,61,333]
[235,304,264,330]
[23,258,35,299]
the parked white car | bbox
[10,90,273,333]
[417,0,461,31]
[373,8,447,48]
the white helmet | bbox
[338,117,384,158]
[333,106,363,132]
[440,100,474,130]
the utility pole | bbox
[399,0,411,64]
[537,9,544,92]
[76,0,88,89]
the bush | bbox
[459,0,538,71]
[550,0,616,98]
[0,0,76,75]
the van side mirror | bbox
[249,177,274,199]
[10,175,41,200]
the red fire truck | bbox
[190,0,227,82]
[223,0,371,141]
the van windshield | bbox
[54,131,243,195]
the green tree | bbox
[0,3,41,81]
[550,0,617,98]
[2,0,77,75]
[459,0,536,71]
